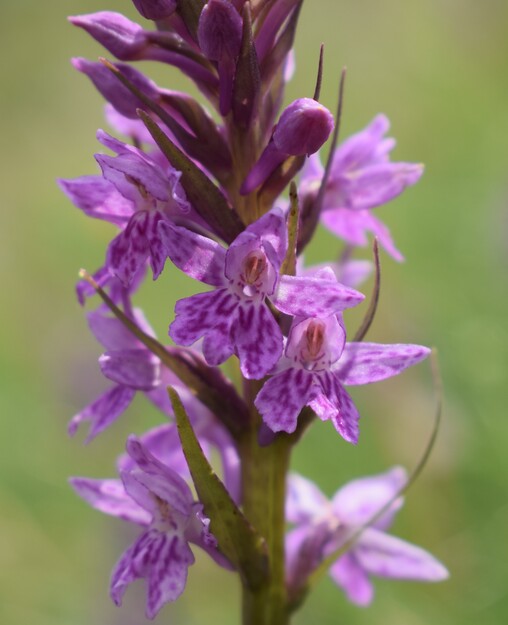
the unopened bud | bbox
[273,98,334,156]
[131,0,177,20]
[69,12,146,61]
[198,0,243,61]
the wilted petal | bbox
[232,302,283,379]
[69,385,135,442]
[336,342,431,386]
[99,349,160,390]
[69,477,150,525]
[158,221,227,286]
[329,553,374,606]
[255,368,313,433]
[274,274,364,317]
[286,473,329,523]
[356,528,449,582]
[331,466,407,529]
[170,289,237,348]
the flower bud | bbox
[69,12,146,61]
[273,98,334,156]
[72,58,160,119]
[131,0,177,20]
[241,98,334,194]
[198,0,243,61]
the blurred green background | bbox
[1,1,507,624]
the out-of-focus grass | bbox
[1,1,507,624]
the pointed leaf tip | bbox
[169,387,268,589]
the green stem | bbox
[240,420,291,625]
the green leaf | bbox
[280,181,299,276]
[169,387,269,589]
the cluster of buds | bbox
[61,1,447,622]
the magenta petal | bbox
[286,473,329,523]
[356,528,449,582]
[316,374,360,443]
[202,327,235,366]
[336,342,431,386]
[255,368,313,433]
[232,302,284,379]
[170,289,237,348]
[329,553,374,606]
[342,162,424,211]
[107,215,150,285]
[58,176,133,225]
[69,12,145,60]
[331,466,407,529]
[99,349,160,390]
[96,152,170,203]
[69,477,150,525]
[146,533,194,618]
[158,221,227,287]
[110,529,193,618]
[274,274,364,317]
[125,436,193,515]
[321,207,370,247]
[69,385,135,442]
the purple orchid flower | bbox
[59,130,193,285]
[299,114,423,260]
[70,436,228,619]
[255,298,430,439]
[158,208,364,379]
[285,469,448,605]
[68,307,165,442]
[116,421,241,504]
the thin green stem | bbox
[240,395,291,625]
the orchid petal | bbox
[274,274,364,317]
[286,473,329,523]
[69,477,150,525]
[68,385,135,442]
[232,302,284,379]
[336,342,431,386]
[329,553,374,606]
[158,221,227,287]
[331,466,407,529]
[356,528,449,582]
[255,368,313,433]
[99,349,160,390]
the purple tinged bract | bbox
[131,0,177,20]
[159,208,364,379]
[285,469,449,605]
